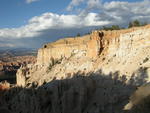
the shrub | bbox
[76,33,81,37]
[47,57,62,71]
[102,25,121,31]
[128,20,148,28]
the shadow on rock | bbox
[0,68,149,113]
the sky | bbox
[0,0,150,49]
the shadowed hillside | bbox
[0,68,149,113]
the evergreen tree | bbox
[133,20,140,27]
[102,25,120,31]
[77,33,81,37]
[128,20,141,28]
[128,22,133,28]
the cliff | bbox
[37,25,150,65]
[2,25,150,113]
[17,25,150,87]
[37,33,101,66]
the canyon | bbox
[1,25,150,113]
[0,49,36,83]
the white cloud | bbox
[67,0,150,25]
[0,0,150,39]
[26,0,39,4]
[67,0,85,11]
[67,0,101,11]
[1,0,150,48]
[0,12,110,39]
[102,0,150,24]
[87,0,101,9]
[0,43,15,48]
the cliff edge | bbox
[17,25,150,87]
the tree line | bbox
[102,20,148,31]
[76,20,148,36]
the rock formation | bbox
[37,32,102,66]
[0,56,36,83]
[124,82,150,110]
[17,25,150,87]
[1,73,137,113]
[1,25,150,113]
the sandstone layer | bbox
[17,25,150,87]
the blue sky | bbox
[0,0,149,48]
[0,0,70,28]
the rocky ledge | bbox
[17,25,150,87]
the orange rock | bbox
[37,25,150,65]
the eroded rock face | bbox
[17,25,150,87]
[98,27,150,79]
[1,73,137,113]
[8,25,150,113]
[37,32,103,66]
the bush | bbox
[76,33,81,37]
[128,20,148,28]
[47,57,62,71]
[102,25,121,31]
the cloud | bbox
[0,43,15,48]
[67,0,85,11]
[1,0,150,48]
[68,0,150,25]
[67,0,101,11]
[102,0,150,25]
[26,0,39,4]
[87,0,101,9]
[0,12,110,39]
